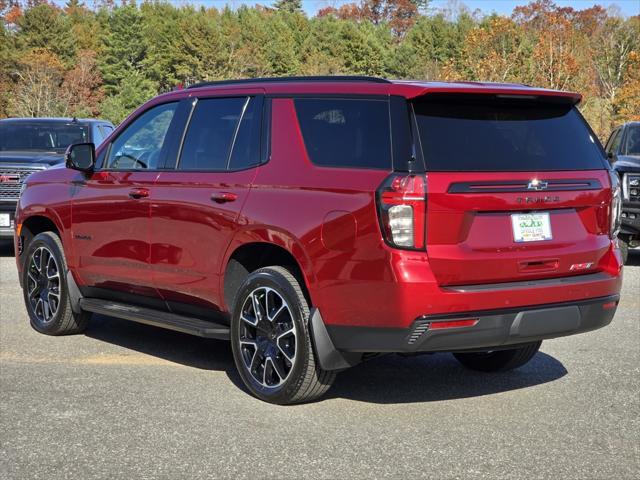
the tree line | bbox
[0,0,638,140]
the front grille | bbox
[0,166,44,201]
[625,174,640,203]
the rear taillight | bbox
[609,171,622,239]
[377,174,427,250]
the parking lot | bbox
[0,241,638,479]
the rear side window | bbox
[228,97,262,170]
[413,99,606,171]
[179,97,246,170]
[178,97,262,171]
[294,98,392,170]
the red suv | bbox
[15,77,623,404]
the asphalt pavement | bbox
[1,241,638,479]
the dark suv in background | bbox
[14,77,623,404]
[605,122,640,262]
[0,117,114,238]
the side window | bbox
[99,125,114,144]
[229,97,262,170]
[178,97,247,171]
[606,129,622,155]
[624,126,640,156]
[93,125,105,146]
[294,98,392,169]
[105,102,177,170]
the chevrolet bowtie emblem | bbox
[527,179,549,191]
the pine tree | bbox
[99,5,147,94]
[273,0,303,14]
[15,4,77,67]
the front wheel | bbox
[453,341,542,372]
[22,232,91,335]
[230,266,335,404]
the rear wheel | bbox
[230,266,335,404]
[453,341,542,372]
[22,232,90,335]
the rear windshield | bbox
[413,99,606,171]
[0,122,90,152]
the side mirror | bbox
[65,143,95,172]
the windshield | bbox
[623,125,640,156]
[413,98,606,171]
[0,122,90,152]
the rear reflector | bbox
[429,319,479,330]
[602,301,617,310]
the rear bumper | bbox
[326,295,619,353]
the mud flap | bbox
[309,308,360,371]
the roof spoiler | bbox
[409,90,582,106]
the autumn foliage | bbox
[0,0,638,139]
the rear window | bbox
[294,98,392,170]
[413,99,606,171]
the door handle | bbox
[211,192,238,204]
[129,188,149,199]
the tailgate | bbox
[426,171,612,286]
[411,93,613,286]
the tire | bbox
[230,266,336,404]
[22,232,90,335]
[619,237,629,264]
[453,341,542,373]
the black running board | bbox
[79,298,230,340]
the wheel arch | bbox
[18,212,64,257]
[222,230,317,314]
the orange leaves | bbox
[464,17,527,82]
[614,51,640,122]
[5,5,22,24]
[529,12,585,91]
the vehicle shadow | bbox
[85,314,567,404]
[625,251,640,267]
[327,351,566,404]
[0,240,14,257]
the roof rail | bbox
[186,75,391,89]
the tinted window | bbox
[607,129,622,155]
[179,97,246,171]
[413,99,606,171]
[623,125,640,156]
[294,98,392,169]
[0,122,89,152]
[105,102,177,170]
[229,97,262,170]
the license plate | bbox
[511,212,552,243]
[0,213,10,228]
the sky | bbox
[164,0,639,17]
[48,0,639,17]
